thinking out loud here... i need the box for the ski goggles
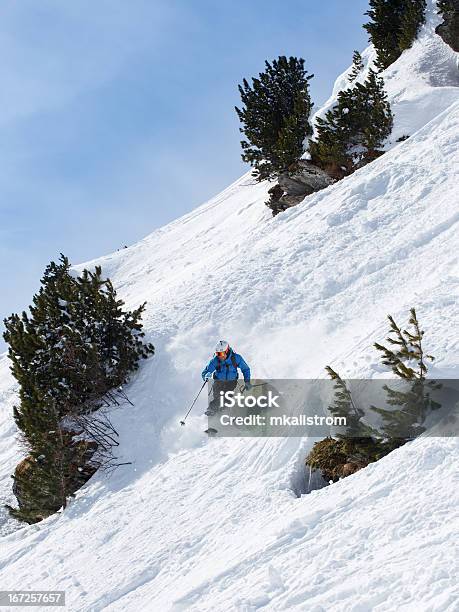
[215,351,227,358]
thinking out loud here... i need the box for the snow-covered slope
[311,0,459,146]
[0,2,458,609]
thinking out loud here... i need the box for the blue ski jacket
[202,349,250,382]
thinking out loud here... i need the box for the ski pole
[180,380,207,426]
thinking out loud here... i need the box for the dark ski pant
[208,379,238,413]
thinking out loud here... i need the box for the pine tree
[3,255,154,523]
[358,69,394,157]
[372,308,442,441]
[325,366,366,436]
[74,267,154,393]
[399,0,427,51]
[373,308,433,379]
[235,56,314,181]
[307,308,442,484]
[364,0,405,69]
[309,70,393,177]
[8,413,98,524]
[348,51,364,82]
[7,404,81,524]
[437,0,456,13]
[325,367,385,463]
[364,0,426,70]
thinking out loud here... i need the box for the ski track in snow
[0,2,458,610]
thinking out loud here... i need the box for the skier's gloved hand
[203,372,213,381]
[243,380,252,392]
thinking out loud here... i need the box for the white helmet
[215,340,229,355]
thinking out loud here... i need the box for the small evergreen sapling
[348,51,364,82]
[306,308,440,485]
[323,367,385,468]
[372,308,441,440]
[325,366,366,436]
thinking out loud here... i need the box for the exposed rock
[265,160,335,215]
[266,184,286,216]
[278,160,335,197]
[436,1,459,52]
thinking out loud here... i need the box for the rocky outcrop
[266,160,335,215]
[436,1,459,52]
[278,160,335,198]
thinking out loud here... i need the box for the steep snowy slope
[0,2,458,609]
[312,0,459,145]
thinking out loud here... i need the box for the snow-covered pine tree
[3,254,154,523]
[3,256,83,437]
[348,51,364,82]
[235,56,314,181]
[358,69,394,158]
[364,0,427,70]
[309,69,393,177]
[74,266,154,393]
[6,401,94,524]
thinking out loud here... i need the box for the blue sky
[0,0,369,348]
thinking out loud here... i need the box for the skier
[202,340,251,415]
